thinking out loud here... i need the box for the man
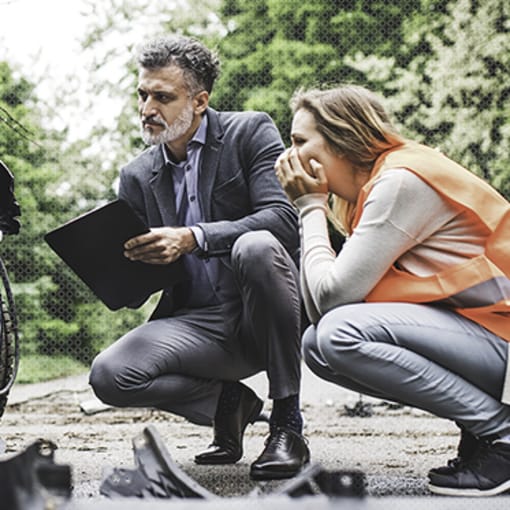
[89,36,309,480]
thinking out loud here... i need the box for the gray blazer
[118,108,299,316]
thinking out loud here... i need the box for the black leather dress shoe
[250,427,310,480]
[194,385,263,465]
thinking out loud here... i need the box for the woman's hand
[275,148,328,201]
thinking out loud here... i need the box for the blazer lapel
[149,148,178,226]
[200,109,224,221]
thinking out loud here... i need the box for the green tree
[213,0,421,142]
[1,60,148,380]
[3,0,227,381]
[0,61,80,374]
[348,0,510,197]
[408,0,510,196]
[0,61,59,284]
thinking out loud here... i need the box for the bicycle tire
[0,255,19,418]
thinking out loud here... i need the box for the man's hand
[124,226,197,265]
[275,148,328,201]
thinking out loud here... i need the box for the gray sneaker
[428,440,510,497]
[428,429,481,477]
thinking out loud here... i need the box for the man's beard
[141,102,194,145]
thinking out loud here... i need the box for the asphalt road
[1,365,509,509]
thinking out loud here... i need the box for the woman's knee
[301,324,319,367]
[314,307,366,368]
[301,323,340,382]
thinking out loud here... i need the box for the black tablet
[45,199,182,310]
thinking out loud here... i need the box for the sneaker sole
[428,478,510,497]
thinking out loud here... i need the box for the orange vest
[352,141,510,342]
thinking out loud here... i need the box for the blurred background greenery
[1,0,509,382]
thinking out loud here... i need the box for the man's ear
[193,91,209,115]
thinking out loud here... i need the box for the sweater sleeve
[295,169,457,321]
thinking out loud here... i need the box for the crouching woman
[275,84,510,497]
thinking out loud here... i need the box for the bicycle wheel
[0,255,19,418]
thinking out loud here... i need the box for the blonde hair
[290,85,404,234]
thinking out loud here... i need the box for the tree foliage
[1,61,147,370]
[213,0,421,142]
[405,0,510,196]
[2,0,510,380]
[347,0,510,197]
[215,0,510,196]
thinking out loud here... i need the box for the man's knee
[231,230,280,268]
[231,231,294,289]
[89,353,128,407]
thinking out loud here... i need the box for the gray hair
[136,36,220,95]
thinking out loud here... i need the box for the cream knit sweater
[295,168,487,324]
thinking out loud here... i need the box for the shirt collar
[161,114,208,166]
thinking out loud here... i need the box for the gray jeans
[89,231,302,426]
[303,302,510,438]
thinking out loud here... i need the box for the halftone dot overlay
[0,0,509,505]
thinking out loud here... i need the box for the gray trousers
[89,231,301,426]
[303,302,510,438]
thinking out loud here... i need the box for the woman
[275,84,510,497]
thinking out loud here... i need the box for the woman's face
[290,108,362,203]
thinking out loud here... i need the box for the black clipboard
[44,199,182,310]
